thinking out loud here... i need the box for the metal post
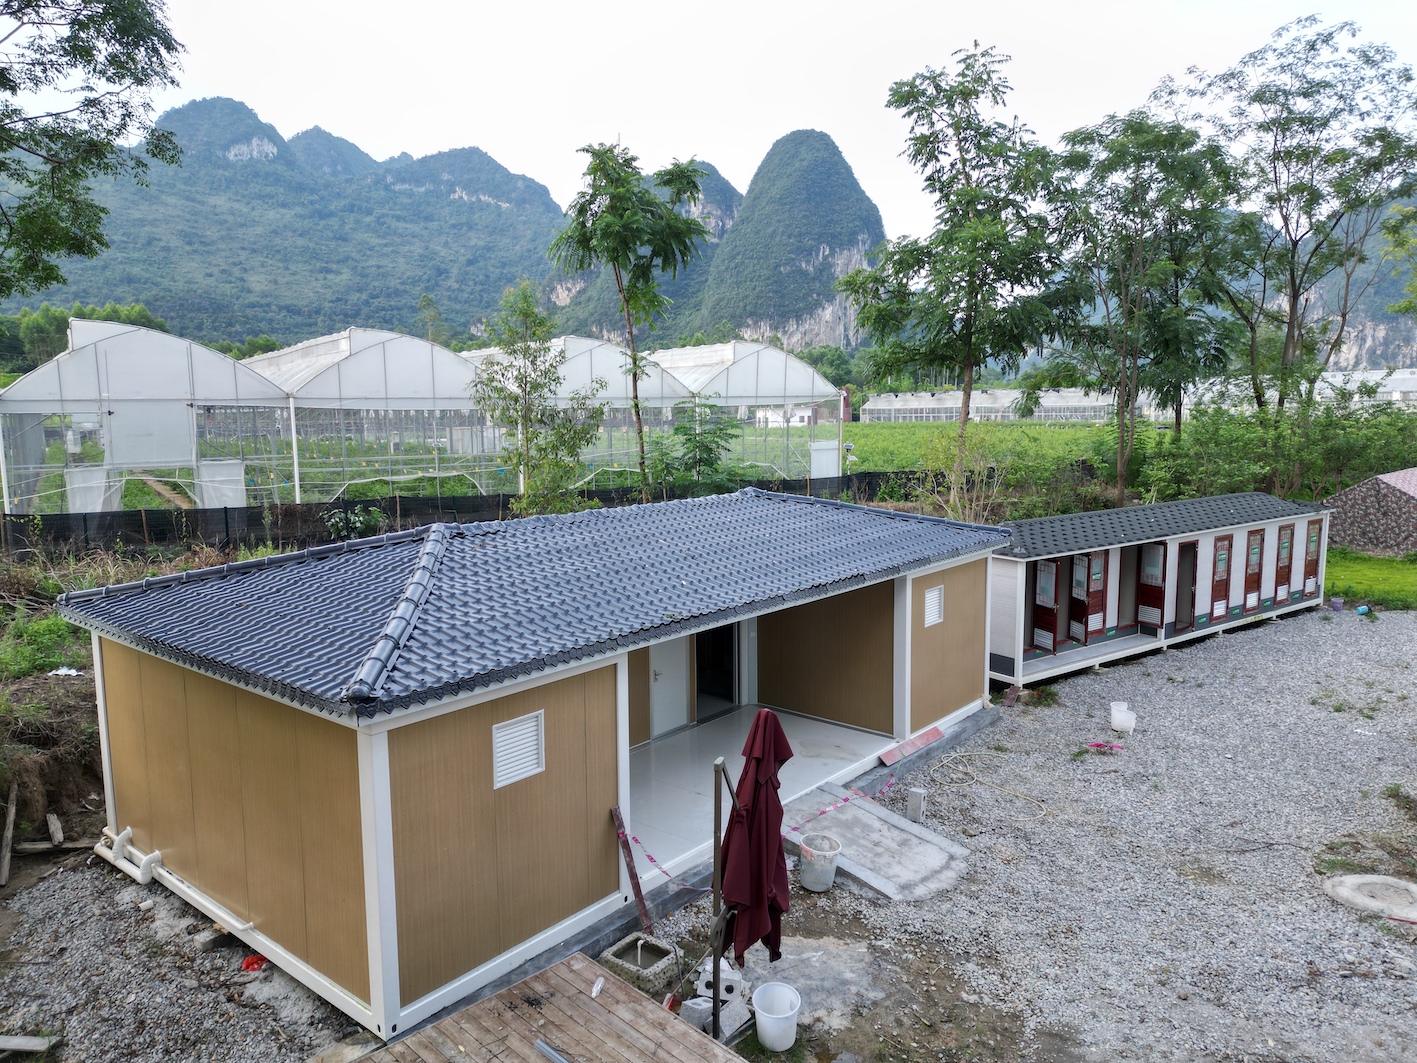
[0,415,10,517]
[288,397,302,504]
[712,756,724,1041]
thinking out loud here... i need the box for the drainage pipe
[94,826,163,885]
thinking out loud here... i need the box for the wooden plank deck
[361,953,743,1063]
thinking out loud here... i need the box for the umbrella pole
[712,756,724,1041]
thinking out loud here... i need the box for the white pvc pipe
[95,826,162,885]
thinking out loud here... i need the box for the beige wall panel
[294,712,369,1004]
[390,666,620,1005]
[757,583,894,734]
[628,648,650,747]
[581,666,620,897]
[182,671,249,921]
[137,654,198,878]
[98,640,153,851]
[390,702,500,1004]
[236,689,307,959]
[911,560,987,732]
[493,681,592,954]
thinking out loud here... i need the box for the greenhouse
[242,328,493,502]
[860,388,1166,424]
[0,325,847,512]
[0,320,289,513]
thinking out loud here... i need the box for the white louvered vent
[923,585,944,627]
[492,710,545,789]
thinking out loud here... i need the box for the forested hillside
[0,98,566,343]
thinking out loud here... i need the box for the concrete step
[781,783,968,901]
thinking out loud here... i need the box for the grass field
[842,421,1105,472]
[1325,547,1417,610]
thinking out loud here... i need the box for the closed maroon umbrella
[720,708,794,965]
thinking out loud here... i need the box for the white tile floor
[626,705,892,880]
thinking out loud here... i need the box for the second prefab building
[988,493,1330,685]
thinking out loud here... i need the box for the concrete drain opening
[1322,875,1417,919]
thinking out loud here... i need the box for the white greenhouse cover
[0,320,289,466]
[649,341,840,406]
[463,336,692,408]
[245,328,481,410]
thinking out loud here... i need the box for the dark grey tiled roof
[997,493,1324,560]
[60,489,1008,717]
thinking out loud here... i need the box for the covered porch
[626,704,893,882]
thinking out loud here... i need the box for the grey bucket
[798,833,842,892]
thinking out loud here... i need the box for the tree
[11,299,169,369]
[0,2,183,298]
[1385,204,1417,317]
[549,144,709,502]
[838,46,1066,512]
[415,292,450,346]
[471,281,606,516]
[1048,112,1233,504]
[647,398,739,498]
[1170,17,1417,410]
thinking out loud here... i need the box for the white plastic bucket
[1110,701,1136,734]
[798,833,841,892]
[752,982,802,1052]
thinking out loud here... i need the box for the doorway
[695,624,737,720]
[1138,543,1166,636]
[1243,529,1265,614]
[1175,541,1197,634]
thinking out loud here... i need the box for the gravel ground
[858,607,1417,1061]
[0,859,349,1061]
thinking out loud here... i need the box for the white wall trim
[614,653,631,902]
[980,558,993,705]
[395,891,625,1031]
[357,729,401,1036]
[892,575,911,739]
[90,632,118,835]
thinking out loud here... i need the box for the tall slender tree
[1169,17,1417,409]
[1049,112,1233,505]
[471,282,606,515]
[549,145,708,502]
[839,45,1066,512]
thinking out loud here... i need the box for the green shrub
[0,612,86,679]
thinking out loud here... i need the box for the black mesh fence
[0,472,914,556]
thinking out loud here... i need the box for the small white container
[1110,701,1136,734]
[751,982,802,1052]
[797,833,841,892]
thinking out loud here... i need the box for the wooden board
[360,954,741,1063]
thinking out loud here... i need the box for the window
[492,710,545,789]
[923,584,944,627]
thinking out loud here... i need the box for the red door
[1138,543,1166,635]
[1302,519,1322,597]
[1211,534,1232,620]
[1243,529,1265,613]
[1275,524,1294,602]
[1069,550,1107,644]
[1033,560,1059,653]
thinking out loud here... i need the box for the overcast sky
[152,1,1416,240]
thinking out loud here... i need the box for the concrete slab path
[781,782,969,901]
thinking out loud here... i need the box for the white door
[649,637,691,737]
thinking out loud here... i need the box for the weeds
[1027,685,1059,707]
[1383,784,1417,824]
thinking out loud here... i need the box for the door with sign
[1275,524,1294,602]
[1243,529,1264,614]
[1302,519,1322,597]
[1033,560,1059,653]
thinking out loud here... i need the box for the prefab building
[987,494,1330,685]
[59,490,1007,1037]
